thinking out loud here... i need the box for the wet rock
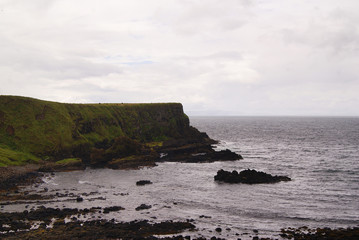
[0,170,42,191]
[103,206,125,213]
[76,196,83,202]
[211,237,226,240]
[280,226,359,240]
[135,204,152,211]
[214,169,291,184]
[136,180,153,186]
[158,142,242,163]
[0,218,196,239]
[215,227,222,232]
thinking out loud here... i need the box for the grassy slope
[0,96,189,166]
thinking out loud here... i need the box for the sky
[0,0,358,116]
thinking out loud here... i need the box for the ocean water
[4,116,359,239]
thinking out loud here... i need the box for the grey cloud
[0,37,121,80]
[280,7,359,56]
[0,0,358,116]
[154,0,252,36]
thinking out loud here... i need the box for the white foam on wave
[78,180,92,185]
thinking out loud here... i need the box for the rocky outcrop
[156,137,242,163]
[0,165,42,190]
[0,206,196,239]
[280,226,359,240]
[135,204,152,211]
[158,146,242,163]
[214,169,291,184]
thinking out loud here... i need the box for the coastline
[1,97,358,239]
[1,167,358,239]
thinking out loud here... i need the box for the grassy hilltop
[0,96,197,167]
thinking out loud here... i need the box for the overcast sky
[1,0,358,116]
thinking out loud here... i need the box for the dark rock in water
[136,180,153,186]
[76,196,83,202]
[135,204,152,211]
[215,227,222,232]
[158,142,243,163]
[211,149,243,161]
[103,206,125,214]
[214,169,291,184]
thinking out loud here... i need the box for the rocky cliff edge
[0,96,240,171]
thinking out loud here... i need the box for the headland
[0,95,240,184]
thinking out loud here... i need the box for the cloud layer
[1,0,358,115]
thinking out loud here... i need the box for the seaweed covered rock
[214,169,291,184]
[280,226,359,240]
[0,206,195,239]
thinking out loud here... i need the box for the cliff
[0,96,211,165]
[0,95,215,168]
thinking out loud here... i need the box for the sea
[3,116,359,239]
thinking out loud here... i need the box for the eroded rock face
[214,169,291,184]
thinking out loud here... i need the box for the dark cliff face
[0,96,209,166]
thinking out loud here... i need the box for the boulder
[135,204,152,211]
[136,180,153,186]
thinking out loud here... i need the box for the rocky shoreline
[0,206,196,240]
[1,204,358,240]
[1,165,358,239]
[0,140,242,189]
[1,144,358,240]
[1,96,357,239]
[0,165,43,190]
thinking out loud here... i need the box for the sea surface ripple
[5,116,359,239]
